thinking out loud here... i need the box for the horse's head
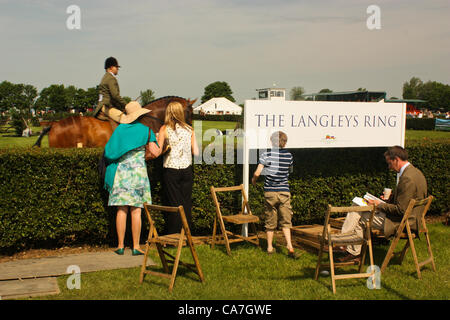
[184,98,197,125]
[140,96,197,132]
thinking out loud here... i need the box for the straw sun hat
[120,101,151,124]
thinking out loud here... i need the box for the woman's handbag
[161,137,171,155]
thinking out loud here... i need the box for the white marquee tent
[193,97,242,115]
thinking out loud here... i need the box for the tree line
[0,81,97,114]
[0,81,158,115]
[290,77,450,112]
[402,77,450,111]
[1,77,448,117]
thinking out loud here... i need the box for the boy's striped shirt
[259,148,293,192]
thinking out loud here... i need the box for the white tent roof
[193,97,242,114]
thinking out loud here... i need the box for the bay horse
[33,96,196,148]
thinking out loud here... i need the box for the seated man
[339,146,428,262]
[93,57,127,123]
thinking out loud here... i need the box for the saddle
[97,111,119,131]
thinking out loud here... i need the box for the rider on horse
[93,57,127,124]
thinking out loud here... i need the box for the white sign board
[244,100,406,149]
[240,100,405,236]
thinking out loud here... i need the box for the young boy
[251,131,298,258]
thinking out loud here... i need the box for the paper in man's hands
[352,192,385,206]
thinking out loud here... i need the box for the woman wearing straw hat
[104,101,160,255]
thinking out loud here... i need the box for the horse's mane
[147,96,188,104]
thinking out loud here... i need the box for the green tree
[35,87,50,112]
[289,86,305,101]
[84,86,99,112]
[43,84,67,112]
[139,89,155,106]
[65,85,78,110]
[403,77,423,99]
[123,96,132,104]
[402,77,450,111]
[0,81,16,112]
[319,88,333,93]
[0,81,37,113]
[201,81,235,104]
[417,81,450,112]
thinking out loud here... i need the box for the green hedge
[0,142,448,252]
[406,118,435,130]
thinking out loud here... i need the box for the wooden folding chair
[380,196,436,279]
[314,204,377,294]
[210,184,260,256]
[139,203,205,292]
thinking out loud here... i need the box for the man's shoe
[333,246,347,253]
[337,253,361,263]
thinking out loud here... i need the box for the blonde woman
[157,101,199,234]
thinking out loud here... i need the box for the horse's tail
[32,125,52,148]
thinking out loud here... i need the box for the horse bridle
[146,114,164,125]
[143,102,193,125]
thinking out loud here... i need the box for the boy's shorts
[264,191,293,231]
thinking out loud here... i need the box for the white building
[256,88,286,101]
[193,97,242,115]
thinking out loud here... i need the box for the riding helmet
[104,57,120,70]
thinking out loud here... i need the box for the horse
[33,96,196,148]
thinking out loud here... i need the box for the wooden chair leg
[186,236,205,282]
[424,232,437,272]
[406,225,421,279]
[328,242,336,294]
[250,223,259,246]
[381,232,402,273]
[157,243,170,274]
[368,240,375,269]
[168,235,185,292]
[367,240,376,289]
[359,242,367,273]
[399,240,410,265]
[139,242,151,283]
[211,217,217,249]
[314,242,324,280]
[218,215,232,256]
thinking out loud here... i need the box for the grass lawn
[405,129,450,142]
[32,222,449,300]
[0,126,48,148]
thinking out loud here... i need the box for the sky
[1,0,450,106]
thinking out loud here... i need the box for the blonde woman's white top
[163,123,192,169]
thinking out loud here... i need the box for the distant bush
[406,118,435,130]
[10,112,26,136]
[192,114,242,122]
